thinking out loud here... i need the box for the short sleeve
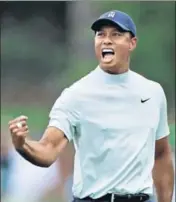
[155,85,170,140]
[48,88,79,142]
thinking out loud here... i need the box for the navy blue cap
[91,10,136,37]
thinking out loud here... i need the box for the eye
[96,31,104,37]
[112,32,123,37]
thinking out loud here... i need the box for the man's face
[94,25,137,73]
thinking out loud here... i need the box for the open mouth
[101,48,115,63]
[102,48,115,58]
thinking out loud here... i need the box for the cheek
[94,42,101,58]
[115,41,130,55]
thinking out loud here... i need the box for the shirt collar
[93,66,131,84]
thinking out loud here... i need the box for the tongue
[103,54,114,63]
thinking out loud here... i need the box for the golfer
[9,10,174,202]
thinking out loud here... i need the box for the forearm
[153,150,174,202]
[16,139,58,167]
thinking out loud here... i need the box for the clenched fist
[8,115,29,149]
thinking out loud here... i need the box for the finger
[10,116,28,125]
[8,116,28,125]
[9,121,27,130]
[11,128,19,134]
[16,121,27,128]
[16,130,29,136]
[8,118,25,126]
[9,124,18,131]
[11,126,29,134]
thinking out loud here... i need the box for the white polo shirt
[48,66,169,199]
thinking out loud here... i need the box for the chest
[79,86,160,130]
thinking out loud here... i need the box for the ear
[129,37,137,51]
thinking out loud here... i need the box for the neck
[94,65,131,85]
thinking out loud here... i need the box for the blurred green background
[1,1,175,202]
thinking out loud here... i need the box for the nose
[103,36,112,45]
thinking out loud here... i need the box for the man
[8,10,174,202]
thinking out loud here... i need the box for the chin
[100,63,117,73]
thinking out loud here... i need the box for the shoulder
[131,70,164,92]
[130,71,165,103]
[54,70,94,107]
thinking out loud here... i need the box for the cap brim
[91,18,130,33]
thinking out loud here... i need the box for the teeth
[102,48,114,53]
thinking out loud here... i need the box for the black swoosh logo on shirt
[141,98,151,103]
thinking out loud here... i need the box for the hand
[8,115,29,149]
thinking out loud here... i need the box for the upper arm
[155,84,170,140]
[48,88,80,142]
[40,126,69,153]
[155,136,171,159]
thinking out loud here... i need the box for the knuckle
[12,128,16,133]
[9,124,15,129]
